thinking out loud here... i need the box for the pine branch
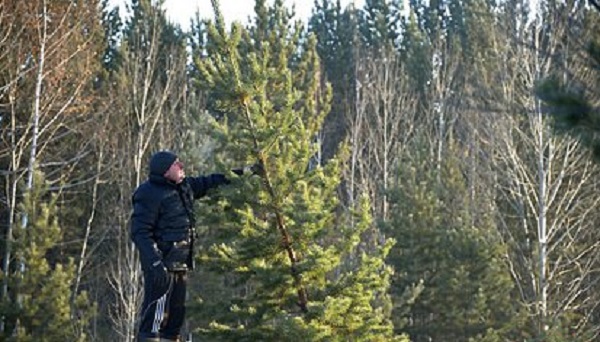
[240,97,309,313]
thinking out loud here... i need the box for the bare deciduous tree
[0,0,102,333]
[490,5,600,337]
[105,3,188,339]
[348,48,417,220]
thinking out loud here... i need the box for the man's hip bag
[163,240,191,272]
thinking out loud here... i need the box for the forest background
[1,0,599,341]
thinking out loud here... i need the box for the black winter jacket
[130,173,229,271]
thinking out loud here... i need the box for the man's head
[149,150,185,184]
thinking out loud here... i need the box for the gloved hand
[150,260,170,291]
[245,162,264,177]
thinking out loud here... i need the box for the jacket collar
[149,174,178,188]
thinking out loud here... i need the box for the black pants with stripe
[138,271,187,340]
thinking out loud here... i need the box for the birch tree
[352,50,417,220]
[104,0,188,339]
[491,2,600,338]
[493,111,600,340]
[0,0,102,334]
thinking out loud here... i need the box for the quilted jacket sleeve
[130,184,163,270]
[186,173,230,199]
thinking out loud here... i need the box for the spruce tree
[0,171,95,341]
[188,1,406,341]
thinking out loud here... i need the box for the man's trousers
[138,271,187,341]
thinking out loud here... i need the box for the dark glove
[150,260,170,291]
[245,162,264,176]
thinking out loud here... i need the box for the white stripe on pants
[151,293,168,333]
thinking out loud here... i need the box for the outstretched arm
[186,164,262,199]
[186,173,229,199]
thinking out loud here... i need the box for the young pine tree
[188,1,406,341]
[0,171,95,341]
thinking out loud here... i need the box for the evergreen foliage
[2,0,600,339]
[100,0,124,72]
[309,0,359,160]
[0,172,95,341]
[536,5,600,159]
[359,0,402,50]
[188,1,405,340]
[398,10,431,99]
[384,142,517,342]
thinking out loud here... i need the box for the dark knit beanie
[149,150,177,176]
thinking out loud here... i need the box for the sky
[109,0,366,30]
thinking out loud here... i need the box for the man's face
[164,159,185,184]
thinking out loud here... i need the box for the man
[131,150,258,342]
